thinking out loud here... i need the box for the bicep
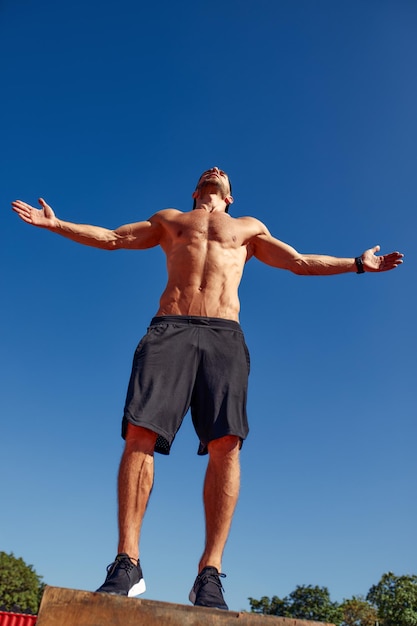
[252,232,301,270]
[113,216,163,250]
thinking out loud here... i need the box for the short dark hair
[192,176,233,213]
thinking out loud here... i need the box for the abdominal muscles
[156,240,246,321]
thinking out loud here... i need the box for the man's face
[195,167,232,199]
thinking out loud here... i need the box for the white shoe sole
[128,578,146,597]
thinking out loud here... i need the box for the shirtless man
[12,167,403,610]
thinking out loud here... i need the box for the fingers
[11,200,34,222]
[384,251,404,262]
[379,251,404,271]
[12,200,33,211]
[382,252,404,267]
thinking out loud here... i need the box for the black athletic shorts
[122,316,250,455]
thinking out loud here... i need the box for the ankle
[199,560,221,574]
[117,552,139,565]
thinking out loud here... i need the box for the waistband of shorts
[150,315,242,332]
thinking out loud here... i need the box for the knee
[124,423,158,454]
[207,435,241,459]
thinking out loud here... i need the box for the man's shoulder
[148,208,184,224]
[233,214,268,234]
[151,208,183,218]
[234,214,263,225]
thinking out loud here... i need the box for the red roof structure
[0,611,37,625]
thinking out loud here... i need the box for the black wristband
[355,256,365,274]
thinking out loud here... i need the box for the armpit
[245,242,255,262]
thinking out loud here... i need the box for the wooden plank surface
[36,586,335,626]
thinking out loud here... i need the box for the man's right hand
[11,198,58,229]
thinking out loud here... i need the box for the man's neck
[194,193,228,213]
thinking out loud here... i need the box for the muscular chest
[172,212,240,247]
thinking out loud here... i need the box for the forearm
[291,254,357,276]
[48,219,120,250]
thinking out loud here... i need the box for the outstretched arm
[11,198,162,250]
[250,228,403,275]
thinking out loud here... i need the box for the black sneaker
[96,553,146,597]
[189,566,228,610]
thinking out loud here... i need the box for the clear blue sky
[1,0,415,613]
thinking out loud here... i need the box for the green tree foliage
[249,573,417,625]
[367,571,417,626]
[288,585,344,623]
[249,584,343,624]
[340,595,379,626]
[248,595,288,615]
[0,552,45,614]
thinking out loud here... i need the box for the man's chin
[198,179,223,193]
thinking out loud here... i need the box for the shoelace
[106,556,135,575]
[198,570,226,591]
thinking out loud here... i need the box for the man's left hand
[362,245,404,272]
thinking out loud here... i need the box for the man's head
[192,167,233,212]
